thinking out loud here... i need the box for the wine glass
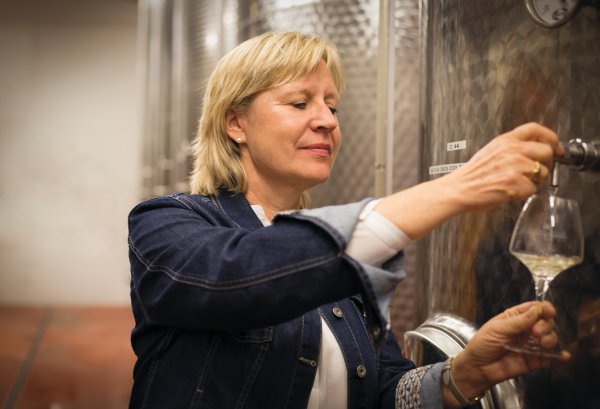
[505,191,584,357]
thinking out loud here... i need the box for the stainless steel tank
[407,1,600,408]
[138,0,422,337]
[138,1,599,406]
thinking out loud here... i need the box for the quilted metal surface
[418,1,600,407]
[139,7,600,403]
[235,0,381,207]
[389,0,421,346]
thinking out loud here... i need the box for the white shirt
[251,200,412,409]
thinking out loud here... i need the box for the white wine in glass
[505,192,584,357]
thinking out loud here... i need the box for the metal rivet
[356,364,367,378]
[332,306,343,318]
[372,327,381,340]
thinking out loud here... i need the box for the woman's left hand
[445,301,570,406]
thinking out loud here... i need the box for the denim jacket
[127,190,420,409]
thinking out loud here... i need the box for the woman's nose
[311,103,338,132]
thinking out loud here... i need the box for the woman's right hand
[443,122,563,212]
[374,122,563,240]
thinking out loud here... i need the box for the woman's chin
[301,171,331,188]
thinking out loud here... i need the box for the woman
[128,32,566,409]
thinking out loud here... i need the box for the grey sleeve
[295,199,406,314]
[395,362,444,409]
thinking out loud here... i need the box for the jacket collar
[213,188,265,230]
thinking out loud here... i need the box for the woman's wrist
[447,352,491,405]
[375,178,466,240]
[441,354,487,408]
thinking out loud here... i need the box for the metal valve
[551,139,600,188]
[557,138,600,171]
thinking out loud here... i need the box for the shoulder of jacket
[129,192,216,215]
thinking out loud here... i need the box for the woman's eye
[329,107,338,115]
[292,102,306,110]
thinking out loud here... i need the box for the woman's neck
[245,187,302,221]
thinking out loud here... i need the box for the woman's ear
[225,109,245,144]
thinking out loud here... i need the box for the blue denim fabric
[420,362,444,408]
[127,190,416,408]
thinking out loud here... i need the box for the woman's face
[229,61,341,195]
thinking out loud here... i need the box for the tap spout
[557,139,600,171]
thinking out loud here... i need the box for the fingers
[458,301,569,387]
[518,140,554,168]
[505,305,542,335]
[498,302,569,362]
[510,122,564,157]
[505,123,562,188]
[495,301,557,338]
[505,125,557,187]
[526,160,545,186]
[498,300,555,320]
[441,122,559,212]
[515,158,548,195]
[464,301,570,387]
[537,328,558,349]
[540,300,557,318]
[531,316,554,337]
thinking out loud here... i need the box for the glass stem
[534,276,550,303]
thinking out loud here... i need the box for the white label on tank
[429,162,466,175]
[447,140,466,151]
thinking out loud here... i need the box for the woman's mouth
[303,144,331,156]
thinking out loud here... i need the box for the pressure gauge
[524,0,582,28]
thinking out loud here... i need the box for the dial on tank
[524,0,582,27]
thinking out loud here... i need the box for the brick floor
[0,306,135,409]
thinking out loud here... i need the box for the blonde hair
[189,31,345,207]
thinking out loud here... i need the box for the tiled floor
[0,306,136,409]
